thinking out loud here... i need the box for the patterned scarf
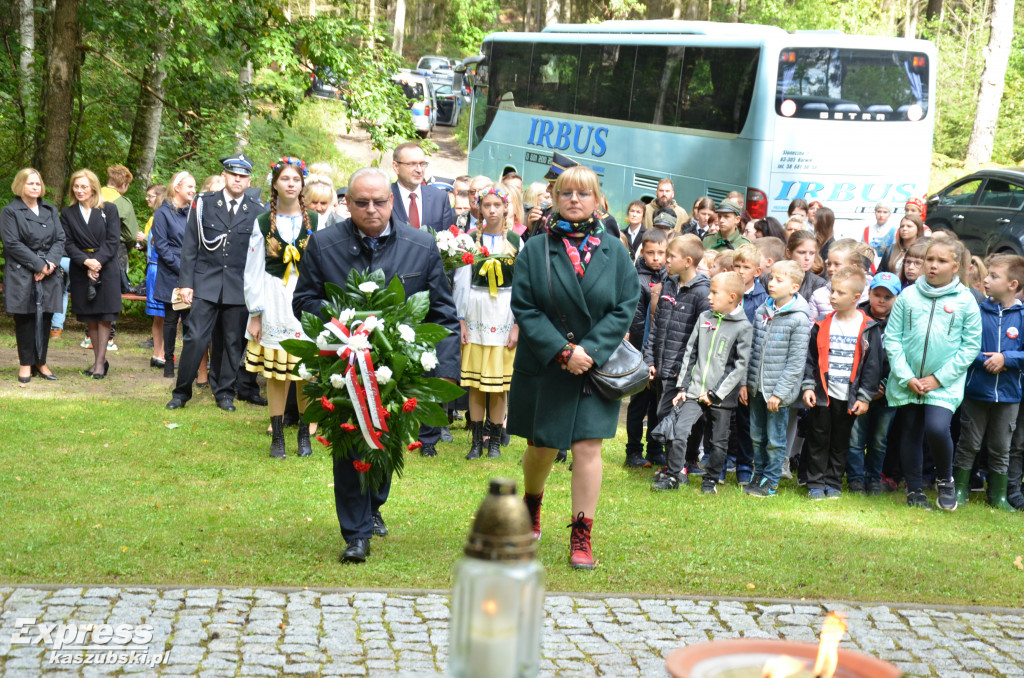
[545,213,604,280]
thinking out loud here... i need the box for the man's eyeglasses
[350,199,390,209]
[396,161,430,169]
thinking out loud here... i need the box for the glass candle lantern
[449,478,545,678]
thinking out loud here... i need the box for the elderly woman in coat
[60,168,122,379]
[509,165,640,570]
[1,168,65,382]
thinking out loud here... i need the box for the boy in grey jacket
[652,272,753,492]
[741,261,811,496]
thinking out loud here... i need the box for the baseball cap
[871,271,902,295]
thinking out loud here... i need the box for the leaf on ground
[746,583,756,589]
[1014,556,1023,571]
[164,423,179,429]
[120,546,128,552]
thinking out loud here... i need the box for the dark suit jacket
[60,203,122,315]
[0,197,65,314]
[177,190,265,306]
[390,183,455,233]
[292,216,460,381]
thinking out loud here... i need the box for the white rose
[358,281,379,294]
[420,351,438,371]
[376,366,393,384]
[346,334,371,352]
[298,364,314,381]
[329,373,345,388]
[316,330,332,349]
[338,308,356,324]
[397,324,416,344]
[436,231,453,244]
[360,316,382,334]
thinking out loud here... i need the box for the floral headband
[476,186,509,205]
[271,156,308,177]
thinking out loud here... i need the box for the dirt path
[334,123,468,181]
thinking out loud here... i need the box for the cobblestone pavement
[1,586,1023,677]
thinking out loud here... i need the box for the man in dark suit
[166,154,264,411]
[389,142,455,233]
[293,166,459,563]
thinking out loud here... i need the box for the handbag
[170,287,191,311]
[544,234,649,401]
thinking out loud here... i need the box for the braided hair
[267,158,312,258]
[474,185,516,256]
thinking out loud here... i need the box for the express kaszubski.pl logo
[11,618,170,666]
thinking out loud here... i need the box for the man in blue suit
[390,142,455,233]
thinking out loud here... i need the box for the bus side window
[578,44,635,122]
[527,43,580,114]
[631,46,684,126]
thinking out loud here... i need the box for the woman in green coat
[509,166,640,570]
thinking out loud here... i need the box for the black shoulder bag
[544,234,649,401]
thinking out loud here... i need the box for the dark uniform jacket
[507,229,640,449]
[628,257,667,351]
[177,190,263,306]
[60,202,122,316]
[1,197,65,314]
[292,215,460,380]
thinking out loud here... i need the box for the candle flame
[762,655,807,678]
[812,612,847,678]
[481,599,498,616]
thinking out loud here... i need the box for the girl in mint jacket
[884,238,982,510]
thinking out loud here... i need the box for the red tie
[408,192,420,229]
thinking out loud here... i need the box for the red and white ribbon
[320,315,387,449]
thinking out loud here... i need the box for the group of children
[626,202,1024,512]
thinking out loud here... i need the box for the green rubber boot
[952,467,972,506]
[987,472,1014,512]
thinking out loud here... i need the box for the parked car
[435,84,462,127]
[416,55,455,72]
[392,71,437,138]
[926,168,1024,256]
[306,66,347,100]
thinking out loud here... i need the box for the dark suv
[927,169,1024,255]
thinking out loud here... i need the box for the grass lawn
[1,321,1022,608]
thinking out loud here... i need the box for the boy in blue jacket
[952,254,1024,510]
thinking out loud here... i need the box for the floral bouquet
[435,225,480,272]
[280,269,464,493]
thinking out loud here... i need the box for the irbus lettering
[526,118,608,157]
[773,181,917,204]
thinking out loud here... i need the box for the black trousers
[626,385,663,457]
[333,452,391,541]
[13,312,53,366]
[162,303,189,364]
[806,399,856,491]
[210,306,261,400]
[900,404,954,492]
[728,402,754,472]
[172,299,247,403]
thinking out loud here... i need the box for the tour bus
[466,21,936,236]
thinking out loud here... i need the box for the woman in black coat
[151,171,196,377]
[1,168,65,382]
[60,169,122,378]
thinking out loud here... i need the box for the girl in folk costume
[243,157,318,459]
[454,186,521,459]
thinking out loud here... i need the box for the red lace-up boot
[567,511,594,570]
[523,492,543,540]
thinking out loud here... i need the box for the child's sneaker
[880,473,900,492]
[624,454,651,468]
[936,479,958,511]
[651,474,680,491]
[847,479,865,494]
[106,340,118,351]
[646,451,666,466]
[80,336,92,349]
[865,479,883,496]
[736,469,752,486]
[807,488,826,500]
[743,480,777,497]
[701,478,718,495]
[684,462,704,476]
[906,489,932,510]
[824,486,842,499]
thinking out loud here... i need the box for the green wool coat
[507,230,640,449]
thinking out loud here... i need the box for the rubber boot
[485,421,502,458]
[466,421,484,460]
[952,466,971,506]
[297,423,312,458]
[567,511,594,570]
[269,416,286,459]
[987,472,1014,511]
[523,492,543,540]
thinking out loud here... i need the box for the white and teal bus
[467,21,936,237]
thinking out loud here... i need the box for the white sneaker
[80,337,92,349]
[106,340,118,351]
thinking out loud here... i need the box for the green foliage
[445,0,502,56]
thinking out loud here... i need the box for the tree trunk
[368,0,376,49]
[236,60,253,151]
[545,0,560,26]
[18,0,35,129]
[38,0,79,204]
[965,0,1015,165]
[126,35,168,189]
[925,0,943,22]
[392,0,405,57]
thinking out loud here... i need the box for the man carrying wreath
[293,167,460,563]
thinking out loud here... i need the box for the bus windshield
[776,48,929,121]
